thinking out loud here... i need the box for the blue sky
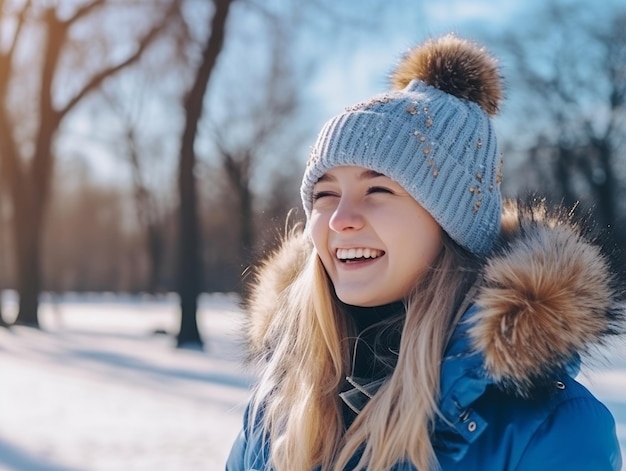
[307,0,526,119]
[304,0,621,118]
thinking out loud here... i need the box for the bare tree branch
[63,0,105,26]
[0,0,32,96]
[57,0,180,120]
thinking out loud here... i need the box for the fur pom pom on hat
[301,34,505,255]
[390,34,502,116]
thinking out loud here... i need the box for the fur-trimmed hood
[244,198,625,395]
[470,199,625,393]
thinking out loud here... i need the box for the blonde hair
[249,233,478,471]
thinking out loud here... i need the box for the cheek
[309,212,329,258]
[400,214,443,266]
[419,222,443,257]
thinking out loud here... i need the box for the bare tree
[176,0,236,348]
[0,0,182,326]
[100,83,172,294]
[499,3,626,234]
[209,13,301,272]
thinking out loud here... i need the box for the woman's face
[310,166,443,307]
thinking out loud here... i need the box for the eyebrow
[316,169,385,183]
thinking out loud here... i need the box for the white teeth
[336,248,382,260]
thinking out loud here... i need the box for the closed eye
[367,186,394,195]
[312,190,339,201]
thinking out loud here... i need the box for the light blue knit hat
[301,34,504,255]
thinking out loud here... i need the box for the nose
[329,196,365,232]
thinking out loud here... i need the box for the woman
[226,34,624,470]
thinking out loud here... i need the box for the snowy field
[0,292,624,471]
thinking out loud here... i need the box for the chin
[336,291,384,307]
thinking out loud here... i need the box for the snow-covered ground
[0,292,624,471]
[0,293,253,471]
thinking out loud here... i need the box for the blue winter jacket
[226,201,624,470]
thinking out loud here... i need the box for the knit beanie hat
[300,34,504,255]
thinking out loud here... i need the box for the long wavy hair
[248,231,479,471]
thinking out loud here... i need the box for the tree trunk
[554,146,577,206]
[12,119,54,327]
[240,181,254,268]
[146,223,164,293]
[176,171,201,347]
[13,202,44,327]
[592,142,618,231]
[127,131,165,294]
[223,153,254,275]
[0,302,5,327]
[0,287,6,327]
[0,189,6,327]
[176,0,235,349]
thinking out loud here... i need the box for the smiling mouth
[336,248,384,262]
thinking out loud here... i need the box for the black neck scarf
[339,300,405,427]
